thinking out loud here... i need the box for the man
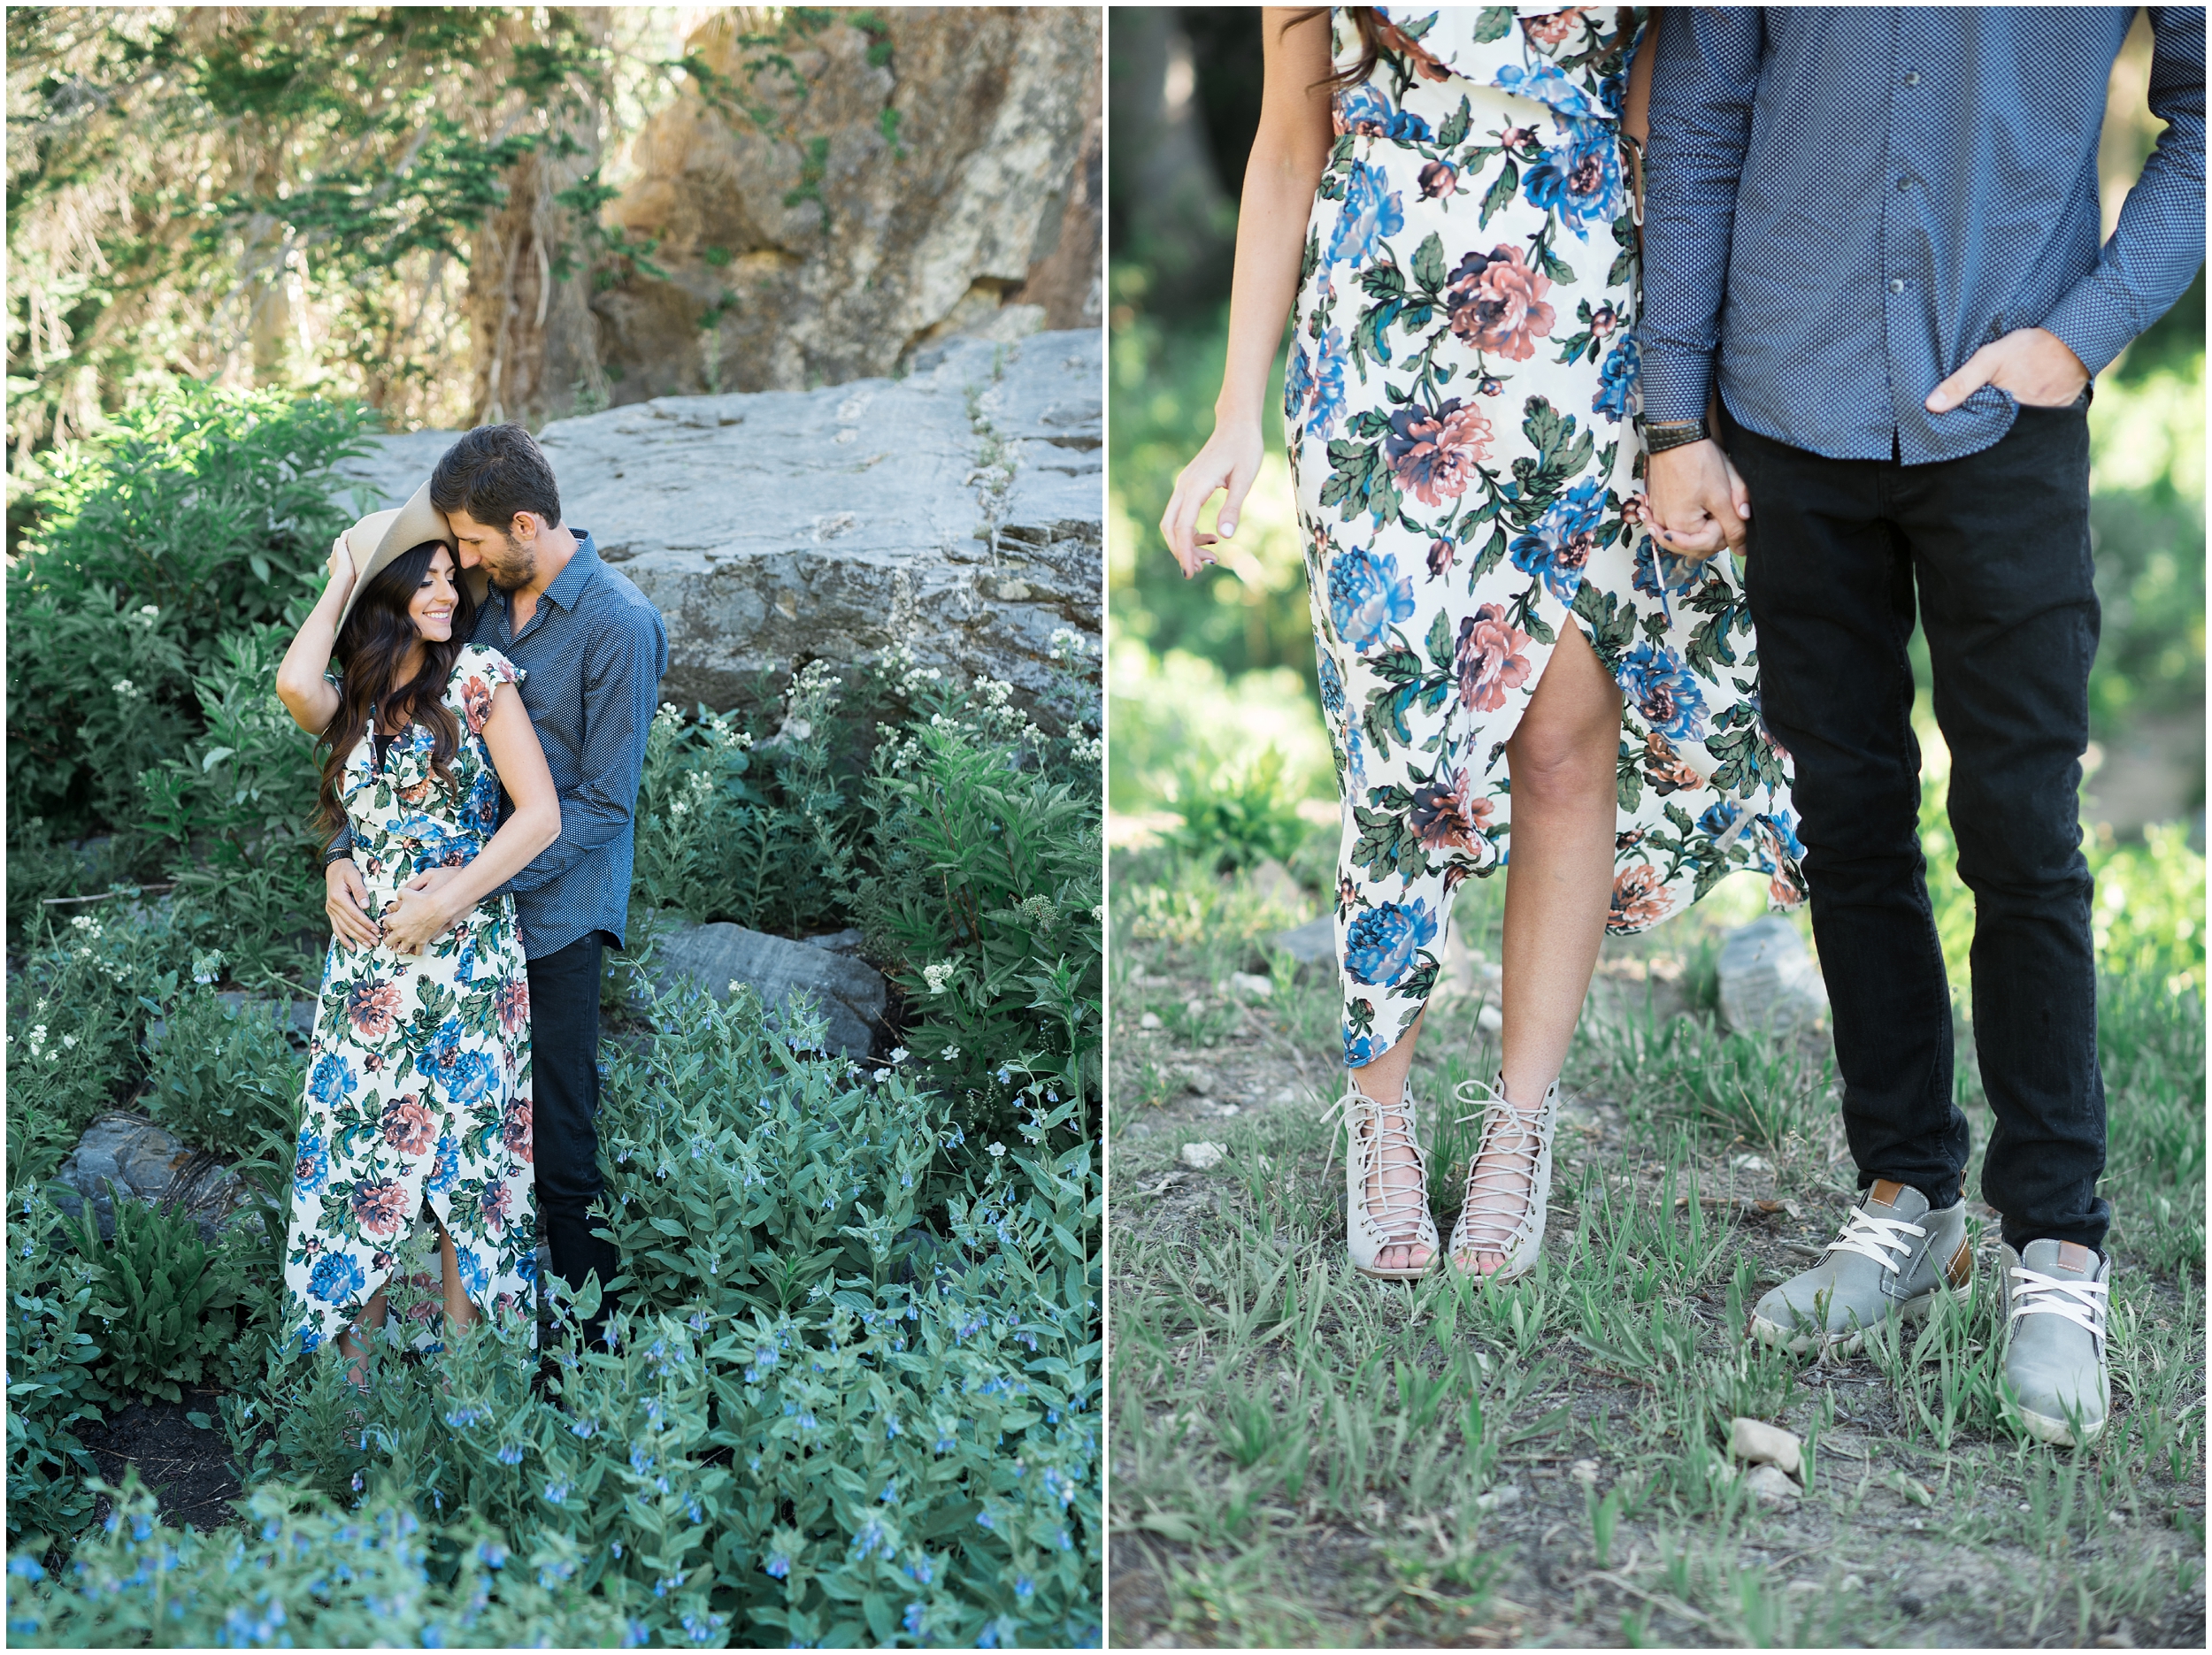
[327,424,668,1352]
[1638,8,2204,1447]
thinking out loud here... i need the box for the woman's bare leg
[1346,1006,1432,1273]
[439,1222,480,1340]
[335,1287,390,1392]
[1459,619,1622,1271]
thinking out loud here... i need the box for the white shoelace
[1824,1205,1927,1273]
[1323,1088,1431,1237]
[2008,1267,2109,1342]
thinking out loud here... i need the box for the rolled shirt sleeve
[1637,5,1765,425]
[2041,6,2208,376]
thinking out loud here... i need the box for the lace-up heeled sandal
[1448,1073,1559,1282]
[1331,1084,1440,1282]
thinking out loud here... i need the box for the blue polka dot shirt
[1639,6,2206,464]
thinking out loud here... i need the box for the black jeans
[529,932,621,1340]
[1726,400,2108,1251]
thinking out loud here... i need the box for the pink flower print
[1455,605,1534,713]
[380,1094,435,1156]
[351,1179,410,1238]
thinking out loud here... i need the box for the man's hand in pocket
[1926,327,2089,413]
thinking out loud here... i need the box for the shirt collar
[488,530,599,624]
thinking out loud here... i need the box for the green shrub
[213,983,1101,1647]
[9,384,374,842]
[139,624,326,990]
[4,1186,111,1546]
[4,901,199,1187]
[142,991,303,1166]
[854,713,1102,1134]
[5,1475,636,1647]
[65,1196,242,1406]
[1160,743,1305,874]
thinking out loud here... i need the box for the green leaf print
[1425,608,1455,673]
[1538,242,1578,286]
[1616,737,1645,813]
[1571,583,1638,658]
[1469,524,1509,584]
[1350,801,1430,884]
[1411,231,1448,295]
[1523,397,1574,469]
[1436,96,1472,148]
[1479,157,1518,230]
[1471,6,1516,42]
[1301,226,1323,287]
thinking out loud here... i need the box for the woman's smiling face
[410,546,461,642]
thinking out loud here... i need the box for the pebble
[1472,1483,1521,1513]
[1179,1142,1227,1171]
[1476,1004,1503,1035]
[1139,1013,1162,1031]
[1225,971,1273,1000]
[1731,1153,1773,1173]
[1728,1416,1804,1478]
[1570,1459,1600,1488]
[1745,1464,1801,1506]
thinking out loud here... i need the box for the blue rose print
[309,1251,366,1306]
[310,1052,355,1107]
[447,1047,499,1108]
[426,1131,460,1199]
[456,1246,491,1298]
[1494,61,1603,120]
[1525,119,1620,238]
[1343,900,1440,988]
[1309,328,1350,439]
[1327,162,1406,274]
[1697,801,1743,840]
[1620,640,1709,743]
[294,1127,330,1200]
[1317,647,1348,723]
[1344,1029,1393,1067]
[1594,334,1640,423]
[1770,809,1807,862]
[1285,341,1314,424]
[1510,475,1607,603]
[1329,548,1417,651]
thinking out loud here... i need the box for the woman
[1161,8,1805,1283]
[273,482,561,1384]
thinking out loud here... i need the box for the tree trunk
[466,9,613,429]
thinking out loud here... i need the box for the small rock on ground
[1744,1463,1802,1506]
[1729,1415,1805,1477]
[1179,1142,1227,1171]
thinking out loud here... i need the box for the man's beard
[484,536,537,592]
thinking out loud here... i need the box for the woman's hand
[1160,418,1266,578]
[380,866,464,954]
[327,533,357,595]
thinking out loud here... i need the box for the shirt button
[1888,278,1907,294]
[1902,70,1922,86]
[1897,176,1913,190]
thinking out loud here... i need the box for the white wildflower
[987,1143,1006,1159]
[940,1045,960,1061]
[922,962,954,995]
[887,1047,910,1064]
[111,678,139,699]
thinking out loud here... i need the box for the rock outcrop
[333,329,1101,711]
[595,6,1101,402]
[644,919,889,1058]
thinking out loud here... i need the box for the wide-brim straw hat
[332,479,457,641]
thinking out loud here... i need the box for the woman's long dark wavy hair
[313,539,477,838]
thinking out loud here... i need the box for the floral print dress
[283,645,538,1355]
[1286,6,1808,1067]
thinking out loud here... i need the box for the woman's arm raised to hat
[276,535,357,735]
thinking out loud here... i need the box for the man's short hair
[430,424,562,533]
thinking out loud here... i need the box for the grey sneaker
[2000,1239,2111,1447]
[1749,1180,1971,1354]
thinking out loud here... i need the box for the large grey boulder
[50,1113,242,1245]
[332,331,1100,713]
[645,920,888,1058]
[1717,916,1831,1036]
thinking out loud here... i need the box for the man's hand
[326,858,380,952]
[1645,440,1752,561]
[381,865,465,955]
[1926,327,2090,413]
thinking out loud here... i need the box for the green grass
[1107,812,2206,1646]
